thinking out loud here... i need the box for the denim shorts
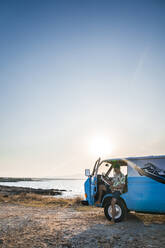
[112,191,121,199]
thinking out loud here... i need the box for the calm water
[0,179,85,198]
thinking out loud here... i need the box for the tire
[104,199,126,222]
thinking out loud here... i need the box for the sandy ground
[0,203,165,248]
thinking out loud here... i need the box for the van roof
[126,155,165,160]
[104,155,165,163]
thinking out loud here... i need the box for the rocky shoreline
[0,185,66,196]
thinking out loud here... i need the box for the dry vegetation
[0,193,83,208]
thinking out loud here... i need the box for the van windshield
[97,162,111,175]
[98,162,127,177]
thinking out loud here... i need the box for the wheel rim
[108,204,122,219]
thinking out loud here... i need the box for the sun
[89,136,113,158]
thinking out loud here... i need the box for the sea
[0,179,85,198]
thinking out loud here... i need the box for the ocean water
[0,179,85,198]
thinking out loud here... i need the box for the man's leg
[95,184,106,204]
[111,197,117,222]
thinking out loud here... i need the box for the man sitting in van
[95,162,125,223]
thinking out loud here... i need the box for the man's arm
[103,178,113,185]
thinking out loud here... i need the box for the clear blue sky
[0,0,165,177]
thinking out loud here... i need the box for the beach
[0,194,165,248]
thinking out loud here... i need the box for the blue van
[84,155,165,222]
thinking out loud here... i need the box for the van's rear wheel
[104,199,126,222]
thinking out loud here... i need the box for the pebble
[128,237,134,242]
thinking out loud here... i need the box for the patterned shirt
[112,172,125,193]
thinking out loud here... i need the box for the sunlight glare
[89,136,113,158]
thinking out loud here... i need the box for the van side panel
[122,177,165,213]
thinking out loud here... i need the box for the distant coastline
[0,177,36,182]
[0,177,84,182]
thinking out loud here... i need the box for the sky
[0,0,165,177]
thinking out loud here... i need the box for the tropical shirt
[112,172,125,193]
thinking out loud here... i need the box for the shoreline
[0,185,66,196]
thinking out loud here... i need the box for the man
[95,162,125,223]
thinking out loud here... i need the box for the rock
[112,234,121,240]
[0,185,66,196]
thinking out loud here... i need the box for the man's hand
[113,184,125,191]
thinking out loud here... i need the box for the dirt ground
[0,202,165,248]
